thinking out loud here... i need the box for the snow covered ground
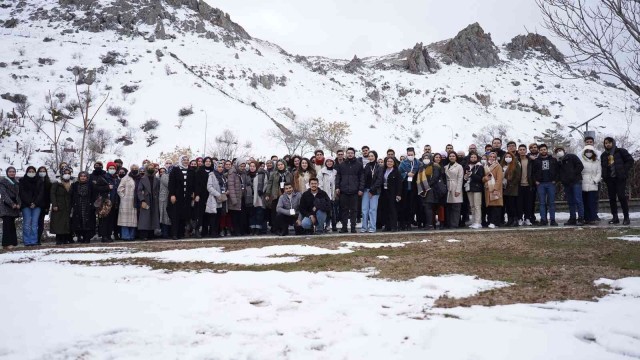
[0,245,639,359]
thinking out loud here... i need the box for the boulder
[442,23,500,68]
[0,93,27,104]
[344,55,364,74]
[407,42,439,74]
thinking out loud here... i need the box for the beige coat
[483,163,504,207]
[445,162,464,204]
[117,175,138,227]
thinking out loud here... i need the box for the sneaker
[524,219,532,226]
[368,229,376,233]
[471,223,482,229]
[518,220,524,226]
[488,223,496,229]
[360,228,367,233]
[550,221,559,226]
[609,219,620,225]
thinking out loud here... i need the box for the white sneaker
[470,223,482,229]
[518,220,524,226]
[488,223,496,229]
[524,219,532,226]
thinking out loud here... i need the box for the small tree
[472,124,511,147]
[268,118,318,156]
[314,118,352,155]
[74,70,109,171]
[158,145,195,164]
[210,129,240,160]
[535,122,572,151]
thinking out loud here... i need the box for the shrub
[117,118,128,127]
[178,105,193,117]
[140,119,159,132]
[121,85,139,94]
[106,105,127,117]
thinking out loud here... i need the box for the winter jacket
[465,163,485,193]
[18,176,43,209]
[601,140,635,180]
[445,162,464,203]
[137,175,160,231]
[49,180,72,235]
[205,172,222,214]
[557,153,584,185]
[416,163,443,204]
[299,189,331,218]
[483,163,504,207]
[244,170,268,208]
[580,146,602,192]
[319,167,337,200]
[503,162,522,197]
[70,181,96,231]
[362,162,384,195]
[159,173,171,225]
[117,175,138,227]
[266,170,293,200]
[336,157,364,195]
[104,174,120,208]
[399,158,421,191]
[276,192,302,216]
[0,177,20,217]
[381,167,402,198]
[40,176,52,213]
[226,166,244,212]
[90,170,111,202]
[517,156,535,187]
[532,155,559,183]
[168,166,195,215]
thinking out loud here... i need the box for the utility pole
[201,110,208,157]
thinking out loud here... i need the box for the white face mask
[585,151,593,157]
[557,151,565,158]
[423,159,430,165]
[505,158,513,164]
[26,172,36,178]
[62,174,71,181]
[407,156,415,162]
[481,160,487,165]
[38,172,47,178]
[108,169,116,175]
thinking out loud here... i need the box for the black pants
[275,214,302,235]
[38,210,46,244]
[2,216,18,247]
[169,199,190,238]
[98,211,115,239]
[399,188,416,227]
[230,209,246,236]
[76,230,94,243]
[461,190,470,223]
[340,193,358,230]
[447,203,462,228]
[606,177,629,219]
[517,186,535,222]
[55,234,72,245]
[205,212,219,237]
[488,206,502,226]
[195,196,209,235]
[422,199,434,228]
[380,189,398,231]
[505,195,518,223]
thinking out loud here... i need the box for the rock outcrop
[407,42,439,74]
[441,23,500,68]
[506,33,565,63]
[344,55,364,73]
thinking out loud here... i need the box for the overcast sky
[211,0,556,59]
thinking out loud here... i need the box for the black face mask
[129,170,139,176]
[118,173,126,178]
[146,169,155,176]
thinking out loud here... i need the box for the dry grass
[19,227,640,308]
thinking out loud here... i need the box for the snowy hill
[0,0,637,172]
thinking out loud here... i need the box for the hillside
[0,0,637,172]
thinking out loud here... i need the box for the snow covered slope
[0,0,637,172]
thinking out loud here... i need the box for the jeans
[121,226,136,240]
[564,182,584,220]
[301,210,328,231]
[249,206,266,231]
[467,192,482,225]
[583,191,599,222]
[21,207,41,246]
[361,190,380,232]
[537,182,556,222]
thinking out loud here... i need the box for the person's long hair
[504,151,518,175]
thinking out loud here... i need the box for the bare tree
[209,129,239,160]
[158,145,195,164]
[314,118,352,155]
[268,118,319,156]
[74,72,109,171]
[537,0,640,97]
[472,124,511,147]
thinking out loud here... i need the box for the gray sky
[210,0,555,59]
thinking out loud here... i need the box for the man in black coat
[299,178,331,234]
[168,155,195,239]
[601,137,635,225]
[555,147,585,226]
[532,144,559,226]
[336,147,364,233]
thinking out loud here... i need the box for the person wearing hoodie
[601,137,635,225]
[532,144,559,226]
[137,164,160,240]
[555,147,585,226]
[50,167,74,245]
[168,155,195,239]
[36,166,51,244]
[1,167,21,249]
[266,160,293,233]
[71,171,96,243]
[117,164,139,241]
[193,157,214,237]
[19,166,44,246]
[580,145,602,225]
[360,151,383,233]
[244,161,269,235]
[319,157,339,232]
[336,147,364,233]
[398,147,420,231]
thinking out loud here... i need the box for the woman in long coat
[36,166,52,244]
[503,152,522,227]
[380,157,402,232]
[117,165,139,240]
[445,152,464,229]
[159,167,172,238]
[0,167,21,249]
[226,161,246,236]
[416,154,443,229]
[137,164,160,240]
[483,152,504,228]
[70,171,96,243]
[205,169,222,237]
[50,167,73,244]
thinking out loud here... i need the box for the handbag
[216,193,228,202]
[93,196,103,209]
[97,198,112,218]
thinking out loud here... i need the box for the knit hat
[106,161,117,170]
[554,147,565,153]
[94,161,103,167]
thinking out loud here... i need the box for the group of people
[0,135,635,248]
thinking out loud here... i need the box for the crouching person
[299,178,331,235]
[275,183,302,236]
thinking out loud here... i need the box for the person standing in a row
[138,164,160,240]
[19,166,43,246]
[601,137,635,225]
[71,171,96,243]
[380,157,402,231]
[1,167,20,249]
[50,167,73,245]
[336,148,364,233]
[168,155,194,239]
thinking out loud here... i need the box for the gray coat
[159,173,171,225]
[205,172,222,214]
[137,175,160,231]
[227,167,244,212]
[0,177,20,218]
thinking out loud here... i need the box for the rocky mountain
[0,0,637,172]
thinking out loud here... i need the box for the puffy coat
[483,163,504,207]
[580,146,602,192]
[336,157,364,195]
[319,167,337,200]
[226,166,244,212]
[49,181,72,235]
[600,139,635,180]
[266,170,293,200]
[117,175,138,227]
[205,172,222,214]
[362,162,384,195]
[0,177,20,217]
[557,153,584,185]
[137,175,160,231]
[18,176,43,209]
[444,162,464,203]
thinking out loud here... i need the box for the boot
[564,218,577,226]
[576,218,585,226]
[609,218,620,225]
[623,218,630,225]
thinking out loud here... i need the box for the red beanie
[106,162,117,170]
